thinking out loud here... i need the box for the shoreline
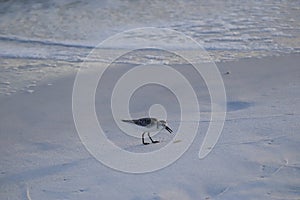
[1,52,299,100]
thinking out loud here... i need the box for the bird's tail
[121,119,135,124]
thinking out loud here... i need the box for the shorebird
[121,117,173,145]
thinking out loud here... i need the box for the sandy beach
[0,53,299,199]
[1,0,300,199]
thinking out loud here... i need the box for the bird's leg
[148,132,159,143]
[142,132,150,145]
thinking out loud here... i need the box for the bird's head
[159,120,173,133]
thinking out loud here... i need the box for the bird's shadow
[123,139,166,153]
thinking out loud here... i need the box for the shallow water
[0,0,299,95]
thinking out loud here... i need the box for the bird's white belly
[136,125,163,133]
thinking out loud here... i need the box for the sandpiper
[121,117,173,145]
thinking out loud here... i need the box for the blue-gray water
[0,0,299,95]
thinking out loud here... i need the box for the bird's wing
[133,118,152,127]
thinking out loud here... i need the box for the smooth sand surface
[0,54,299,199]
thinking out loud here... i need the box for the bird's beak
[165,126,173,133]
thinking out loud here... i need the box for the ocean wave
[0,0,299,96]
